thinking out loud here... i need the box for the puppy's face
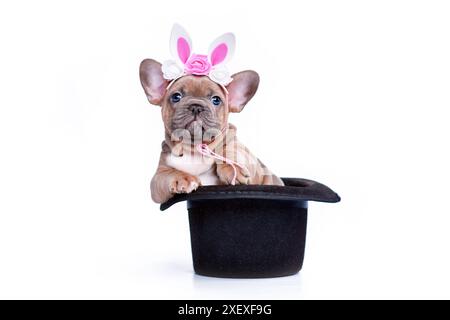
[162,76,227,136]
[140,59,260,139]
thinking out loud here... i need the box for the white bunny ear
[169,23,192,64]
[208,33,235,66]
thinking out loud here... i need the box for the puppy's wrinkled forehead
[167,76,226,99]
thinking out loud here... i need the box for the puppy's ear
[226,71,259,113]
[139,59,168,105]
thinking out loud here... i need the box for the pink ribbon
[196,143,246,185]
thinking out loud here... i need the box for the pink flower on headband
[184,54,211,76]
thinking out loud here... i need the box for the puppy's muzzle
[188,104,205,116]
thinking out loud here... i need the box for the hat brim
[160,177,341,211]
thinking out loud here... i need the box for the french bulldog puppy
[140,59,283,203]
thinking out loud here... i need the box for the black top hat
[161,178,340,278]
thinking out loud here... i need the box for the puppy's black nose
[188,104,204,116]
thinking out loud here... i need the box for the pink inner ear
[210,43,228,66]
[177,37,190,63]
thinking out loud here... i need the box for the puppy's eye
[211,96,221,106]
[170,92,182,103]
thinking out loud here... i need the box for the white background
[1,0,449,299]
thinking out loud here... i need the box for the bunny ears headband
[161,24,235,87]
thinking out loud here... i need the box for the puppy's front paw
[217,164,251,185]
[169,173,201,194]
